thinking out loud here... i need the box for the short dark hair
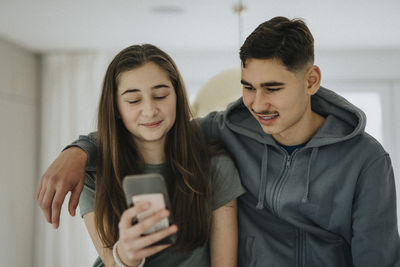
[240,16,314,71]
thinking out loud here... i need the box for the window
[340,91,383,143]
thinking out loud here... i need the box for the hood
[222,86,367,208]
[223,86,366,148]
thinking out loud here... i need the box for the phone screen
[132,193,169,234]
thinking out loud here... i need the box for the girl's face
[117,61,177,148]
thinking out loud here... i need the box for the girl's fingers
[120,225,177,261]
[119,201,151,230]
[132,208,170,235]
[118,208,178,263]
[133,244,172,259]
[131,224,178,250]
[120,208,172,243]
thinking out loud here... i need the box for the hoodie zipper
[296,229,306,267]
[286,154,292,167]
[275,148,310,267]
[270,149,297,216]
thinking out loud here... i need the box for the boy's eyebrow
[260,82,285,87]
[241,80,285,87]
[121,84,170,95]
[240,80,252,86]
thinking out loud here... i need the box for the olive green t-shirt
[79,154,245,267]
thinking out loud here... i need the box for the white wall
[0,38,39,267]
[168,48,240,102]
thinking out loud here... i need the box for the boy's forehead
[241,58,296,84]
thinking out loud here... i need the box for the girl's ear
[305,65,321,95]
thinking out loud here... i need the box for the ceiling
[0,0,399,53]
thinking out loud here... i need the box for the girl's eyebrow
[152,84,170,89]
[121,84,170,95]
[121,89,139,95]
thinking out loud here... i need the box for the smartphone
[122,173,176,245]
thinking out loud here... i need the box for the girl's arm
[210,199,238,267]
[83,212,115,266]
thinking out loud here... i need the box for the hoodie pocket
[306,234,352,267]
[238,235,256,267]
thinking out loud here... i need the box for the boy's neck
[273,110,325,146]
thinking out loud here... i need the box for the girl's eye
[127,100,140,104]
[154,96,167,100]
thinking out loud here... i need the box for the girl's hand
[116,201,178,266]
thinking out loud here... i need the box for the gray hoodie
[198,86,400,267]
[72,87,400,267]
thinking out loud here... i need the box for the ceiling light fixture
[233,0,247,48]
[151,5,183,14]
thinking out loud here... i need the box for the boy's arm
[351,154,400,267]
[197,111,224,143]
[65,132,98,171]
[36,132,98,229]
[36,111,226,229]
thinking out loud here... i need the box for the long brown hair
[95,44,212,252]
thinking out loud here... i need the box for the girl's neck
[135,140,166,165]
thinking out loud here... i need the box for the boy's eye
[243,86,255,91]
[266,88,282,92]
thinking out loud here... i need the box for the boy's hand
[36,147,87,228]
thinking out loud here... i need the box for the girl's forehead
[117,64,173,94]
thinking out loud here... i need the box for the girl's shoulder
[210,152,237,174]
[209,153,245,210]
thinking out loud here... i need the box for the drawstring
[256,145,268,209]
[302,147,319,203]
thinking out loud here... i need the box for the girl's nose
[141,99,157,117]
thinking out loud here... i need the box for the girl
[79,44,245,267]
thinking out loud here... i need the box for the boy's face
[241,58,316,145]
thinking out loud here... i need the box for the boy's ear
[305,65,321,95]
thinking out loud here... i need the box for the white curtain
[35,52,111,267]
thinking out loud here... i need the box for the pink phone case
[122,173,176,245]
